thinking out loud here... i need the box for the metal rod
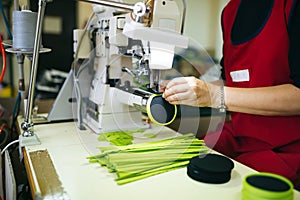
[14,0,19,10]
[78,0,134,11]
[23,0,49,136]
[16,54,25,91]
[181,0,186,34]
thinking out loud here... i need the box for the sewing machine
[48,0,188,134]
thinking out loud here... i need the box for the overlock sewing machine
[48,0,189,134]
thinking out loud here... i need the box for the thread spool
[13,10,40,51]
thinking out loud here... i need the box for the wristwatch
[218,85,227,113]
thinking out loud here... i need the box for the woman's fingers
[162,76,214,107]
[162,77,200,106]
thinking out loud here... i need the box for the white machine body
[73,0,188,133]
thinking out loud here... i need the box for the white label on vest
[230,69,250,82]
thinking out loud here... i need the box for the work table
[17,118,300,200]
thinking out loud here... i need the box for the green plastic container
[242,172,294,200]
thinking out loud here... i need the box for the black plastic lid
[187,153,234,184]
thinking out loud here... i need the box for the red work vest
[222,0,300,149]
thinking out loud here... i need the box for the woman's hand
[162,76,220,108]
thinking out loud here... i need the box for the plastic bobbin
[146,94,177,126]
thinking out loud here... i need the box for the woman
[162,0,300,188]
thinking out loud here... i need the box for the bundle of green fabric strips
[87,133,208,185]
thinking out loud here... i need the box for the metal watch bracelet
[218,85,227,113]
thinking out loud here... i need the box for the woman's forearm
[224,84,300,116]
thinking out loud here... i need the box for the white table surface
[21,120,300,200]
